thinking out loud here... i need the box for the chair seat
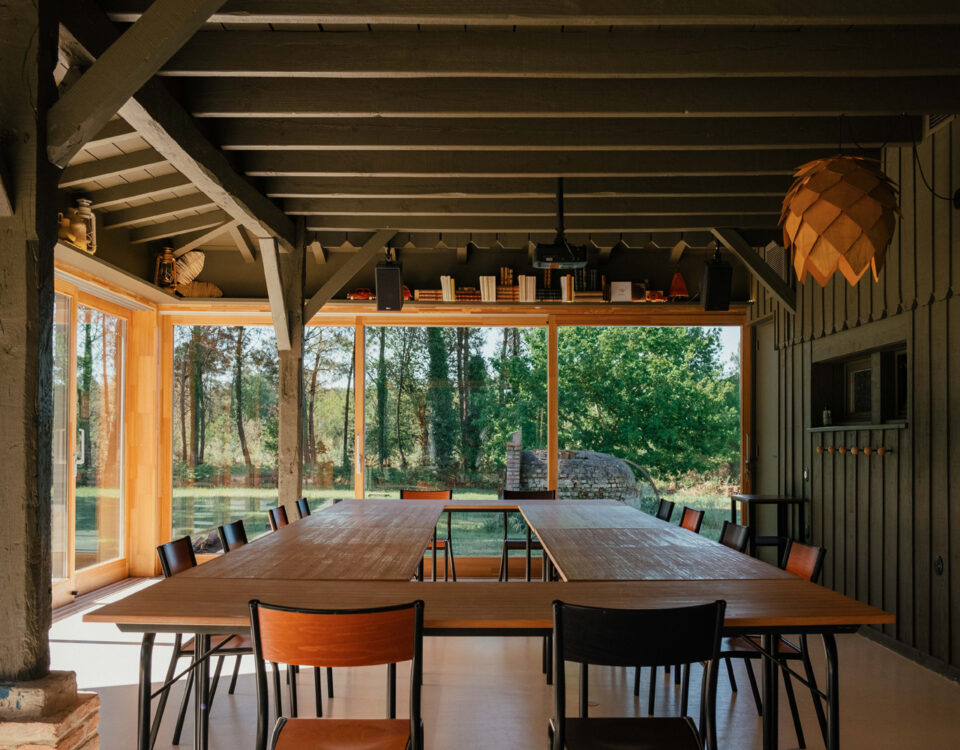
[273,718,411,750]
[721,635,801,658]
[182,633,254,653]
[550,716,702,750]
[503,537,543,551]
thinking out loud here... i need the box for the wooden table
[731,494,806,559]
[86,498,892,750]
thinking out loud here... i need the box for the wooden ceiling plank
[305,215,778,233]
[85,118,139,149]
[217,115,916,151]
[304,229,396,321]
[265,175,790,198]
[100,1,960,27]
[711,227,796,313]
[129,208,231,244]
[48,0,229,167]
[59,0,296,251]
[259,237,291,350]
[102,192,216,228]
[172,219,237,257]
[243,149,849,178]
[166,29,960,79]
[188,76,960,118]
[59,148,166,188]
[283,195,782,216]
[84,173,193,209]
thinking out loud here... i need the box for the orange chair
[151,537,254,747]
[267,505,289,531]
[400,489,456,581]
[719,540,828,748]
[248,599,425,750]
[679,506,705,534]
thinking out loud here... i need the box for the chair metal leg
[782,667,806,749]
[287,665,298,718]
[443,544,449,581]
[448,539,456,581]
[800,634,828,743]
[171,669,193,745]
[724,657,738,692]
[228,654,243,695]
[326,667,334,698]
[545,633,553,685]
[139,633,156,750]
[207,655,225,711]
[681,664,691,717]
[648,665,657,715]
[744,659,763,716]
[313,668,323,717]
[633,666,641,697]
[674,663,681,685]
[271,662,283,720]
[149,636,181,750]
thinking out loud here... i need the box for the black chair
[217,519,249,552]
[551,599,726,750]
[498,489,555,582]
[655,498,675,522]
[151,537,254,747]
[267,505,289,531]
[400,489,456,581]
[718,520,750,553]
[249,599,425,750]
[718,540,829,749]
[295,498,311,519]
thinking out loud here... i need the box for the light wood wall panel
[749,120,960,674]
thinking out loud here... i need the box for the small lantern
[154,247,178,290]
[780,155,899,286]
[74,198,96,255]
[668,272,689,301]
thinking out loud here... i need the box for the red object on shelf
[346,288,375,300]
[402,285,412,300]
[668,272,689,300]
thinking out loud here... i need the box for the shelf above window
[807,422,907,433]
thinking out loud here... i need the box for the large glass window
[172,325,280,548]
[75,304,125,569]
[51,293,72,580]
[364,326,545,554]
[558,326,741,541]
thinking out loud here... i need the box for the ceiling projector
[532,178,588,270]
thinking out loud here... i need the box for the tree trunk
[341,352,354,472]
[188,326,201,468]
[234,327,252,480]
[376,328,387,469]
[395,330,409,469]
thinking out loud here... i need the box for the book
[479,275,497,302]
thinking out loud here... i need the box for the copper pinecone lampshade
[780,155,899,286]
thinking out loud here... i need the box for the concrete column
[0,0,59,682]
[277,222,305,509]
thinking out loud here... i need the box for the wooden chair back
[552,600,725,747]
[399,489,452,500]
[500,489,556,500]
[655,498,675,522]
[679,506,705,534]
[156,536,197,578]
[217,520,248,552]
[781,540,826,582]
[295,498,311,518]
[718,521,750,553]
[248,600,424,750]
[267,505,289,531]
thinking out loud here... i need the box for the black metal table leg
[194,633,210,750]
[525,526,532,581]
[761,632,779,750]
[823,633,840,750]
[138,632,155,750]
[748,504,758,557]
[432,528,438,582]
[777,506,788,563]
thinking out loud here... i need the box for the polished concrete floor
[51,579,960,750]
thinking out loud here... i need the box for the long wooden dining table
[85,498,893,750]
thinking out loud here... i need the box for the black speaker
[375,263,403,311]
[701,251,733,311]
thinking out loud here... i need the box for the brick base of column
[0,671,99,750]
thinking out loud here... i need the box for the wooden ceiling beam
[47,0,228,167]
[259,238,291,350]
[100,1,960,27]
[84,173,192,209]
[59,0,296,251]
[58,148,167,188]
[102,192,216,228]
[216,116,915,152]
[129,209,231,244]
[227,222,258,263]
[305,214,778,233]
[188,76,960,118]
[284,196,782,216]
[711,227,795,313]
[265,175,790,199]
[304,229,396,322]
[172,219,236,257]
[243,149,845,178]
[166,29,960,79]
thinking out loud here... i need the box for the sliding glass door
[51,284,128,606]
